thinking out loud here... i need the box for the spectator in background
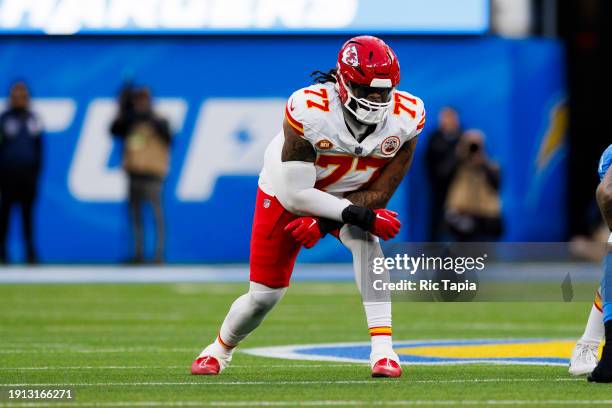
[110,86,171,264]
[444,130,503,242]
[426,106,463,241]
[0,81,42,264]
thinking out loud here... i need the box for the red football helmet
[336,36,400,124]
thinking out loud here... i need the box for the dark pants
[429,189,448,242]
[445,211,503,242]
[0,169,39,263]
[128,174,165,263]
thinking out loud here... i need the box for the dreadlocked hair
[310,69,337,84]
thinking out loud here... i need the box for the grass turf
[0,282,611,407]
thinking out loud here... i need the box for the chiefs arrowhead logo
[381,136,401,156]
[341,44,359,67]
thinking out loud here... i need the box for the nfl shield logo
[355,146,363,155]
[263,199,271,208]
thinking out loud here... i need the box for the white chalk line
[0,364,358,371]
[0,378,583,387]
[0,347,196,354]
[0,399,611,407]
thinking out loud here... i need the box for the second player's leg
[569,288,604,376]
[339,225,401,377]
[589,248,612,382]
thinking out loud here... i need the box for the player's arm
[597,165,612,230]
[281,118,316,162]
[279,117,349,221]
[278,118,400,239]
[345,137,418,209]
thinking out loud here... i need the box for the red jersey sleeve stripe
[417,115,426,130]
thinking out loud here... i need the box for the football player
[588,144,612,383]
[569,144,612,377]
[191,36,425,378]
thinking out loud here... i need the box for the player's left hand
[284,217,323,248]
[370,209,401,240]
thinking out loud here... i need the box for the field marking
[0,364,359,371]
[0,347,196,354]
[0,378,583,387]
[1,400,612,407]
[242,339,574,366]
[0,337,575,367]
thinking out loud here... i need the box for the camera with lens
[468,142,480,154]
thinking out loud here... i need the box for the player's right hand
[284,217,323,249]
[369,209,401,240]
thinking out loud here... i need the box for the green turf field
[0,282,611,407]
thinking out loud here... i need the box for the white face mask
[339,79,393,125]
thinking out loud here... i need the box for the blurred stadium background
[0,0,610,268]
[2,1,612,406]
[0,0,608,267]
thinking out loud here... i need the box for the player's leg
[589,250,612,382]
[339,225,401,378]
[588,152,612,382]
[569,288,603,375]
[192,189,300,375]
[193,281,287,374]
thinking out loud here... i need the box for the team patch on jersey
[315,139,334,150]
[342,44,359,67]
[381,136,401,155]
[242,338,580,366]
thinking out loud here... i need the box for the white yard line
[0,378,582,387]
[0,347,196,354]
[1,399,611,407]
[0,364,359,371]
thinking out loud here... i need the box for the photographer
[444,129,503,242]
[110,85,171,264]
[0,81,42,264]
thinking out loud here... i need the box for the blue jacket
[0,108,43,171]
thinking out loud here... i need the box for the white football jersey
[258,82,425,198]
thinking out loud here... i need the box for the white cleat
[569,341,599,376]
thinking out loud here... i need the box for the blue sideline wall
[0,36,566,262]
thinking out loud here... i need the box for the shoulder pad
[390,90,426,137]
[285,84,334,138]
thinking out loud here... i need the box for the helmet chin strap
[342,105,375,142]
[355,106,386,124]
[336,73,392,126]
[345,87,391,125]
